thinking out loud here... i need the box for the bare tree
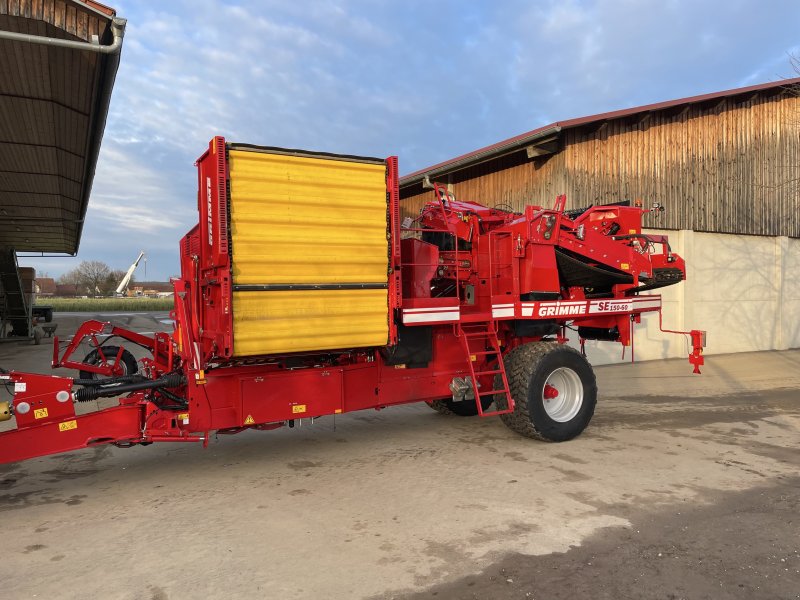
[58,269,81,286]
[78,261,111,295]
[58,261,116,295]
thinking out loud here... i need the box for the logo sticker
[206,176,213,246]
[537,304,587,317]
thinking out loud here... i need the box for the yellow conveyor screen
[228,148,389,356]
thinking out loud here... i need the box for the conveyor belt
[555,247,633,289]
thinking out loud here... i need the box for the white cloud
[88,142,190,236]
[42,0,800,281]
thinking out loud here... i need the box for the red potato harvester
[0,137,704,464]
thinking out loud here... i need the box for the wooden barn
[400,78,800,363]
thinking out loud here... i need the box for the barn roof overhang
[0,0,125,254]
[400,77,800,190]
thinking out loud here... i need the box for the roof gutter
[0,15,129,255]
[0,15,125,54]
[72,16,127,255]
[399,125,562,188]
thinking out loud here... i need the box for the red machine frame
[0,137,704,464]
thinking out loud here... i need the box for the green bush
[36,297,174,312]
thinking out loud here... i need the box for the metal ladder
[457,321,514,416]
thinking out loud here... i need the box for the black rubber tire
[426,399,457,415]
[43,308,53,323]
[79,345,138,380]
[426,394,493,417]
[499,342,597,442]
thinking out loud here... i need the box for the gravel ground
[0,313,798,599]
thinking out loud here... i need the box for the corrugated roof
[0,0,125,253]
[400,77,800,187]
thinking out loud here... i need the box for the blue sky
[21,0,800,281]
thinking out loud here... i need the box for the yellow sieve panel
[228,150,389,285]
[228,149,389,356]
[232,289,389,356]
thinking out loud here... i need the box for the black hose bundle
[74,372,186,402]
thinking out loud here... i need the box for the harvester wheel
[499,342,596,441]
[79,345,138,381]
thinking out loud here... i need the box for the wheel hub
[542,367,584,422]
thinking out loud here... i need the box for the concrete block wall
[570,230,800,366]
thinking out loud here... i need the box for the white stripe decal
[403,306,460,313]
[629,302,661,310]
[533,301,578,304]
[520,297,664,318]
[403,310,460,323]
[401,296,661,323]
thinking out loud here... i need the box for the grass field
[36,297,174,312]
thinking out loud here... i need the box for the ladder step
[477,407,514,417]
[458,320,514,416]
[468,344,497,354]
[478,388,509,397]
[463,337,498,345]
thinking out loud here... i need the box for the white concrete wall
[568,230,800,366]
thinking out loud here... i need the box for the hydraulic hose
[74,372,185,402]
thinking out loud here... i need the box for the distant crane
[115,251,145,297]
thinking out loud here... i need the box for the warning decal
[292,405,307,414]
[34,408,48,419]
[244,415,255,425]
[59,420,78,432]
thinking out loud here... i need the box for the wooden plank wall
[401,90,800,237]
[0,0,110,42]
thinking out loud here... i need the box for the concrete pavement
[0,313,798,599]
